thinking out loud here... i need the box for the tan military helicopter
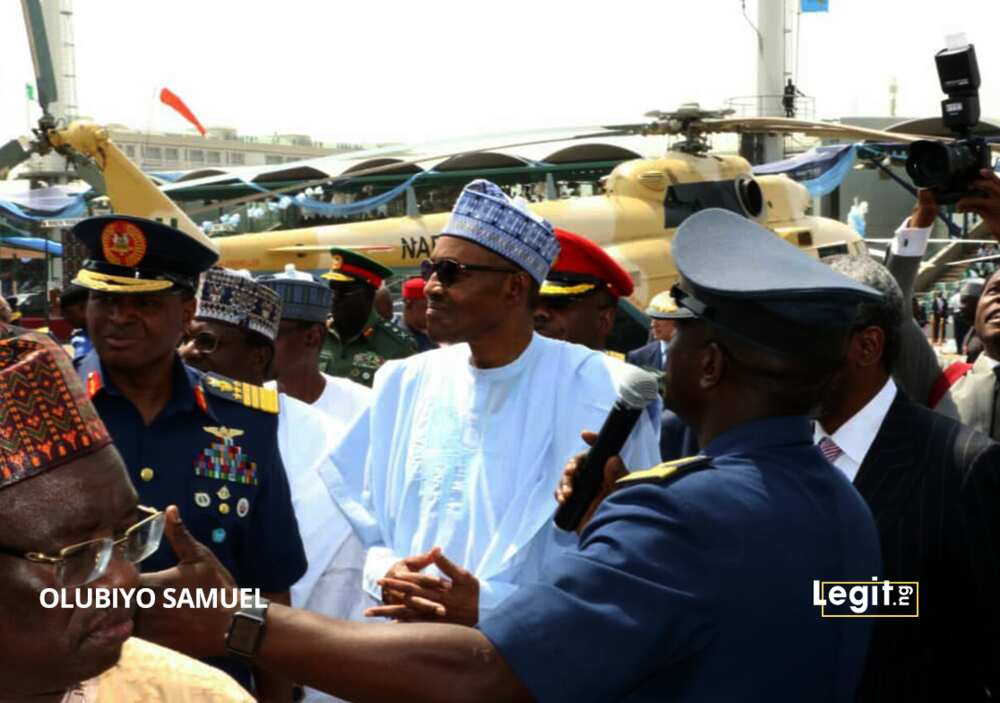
[1,1,944,312]
[181,106,945,308]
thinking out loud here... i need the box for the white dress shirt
[814,378,898,483]
[892,218,932,257]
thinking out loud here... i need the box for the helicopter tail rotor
[2,0,105,189]
[0,1,59,176]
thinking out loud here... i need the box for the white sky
[1,0,998,147]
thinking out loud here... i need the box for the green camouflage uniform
[319,310,417,387]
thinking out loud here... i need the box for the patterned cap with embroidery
[0,333,112,490]
[441,179,560,284]
[71,215,219,294]
[257,264,332,323]
[196,268,283,342]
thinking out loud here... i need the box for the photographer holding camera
[887,39,1000,419]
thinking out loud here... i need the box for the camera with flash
[905,39,991,205]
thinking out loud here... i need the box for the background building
[106,125,362,174]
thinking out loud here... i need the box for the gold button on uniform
[140,467,154,482]
[219,503,230,515]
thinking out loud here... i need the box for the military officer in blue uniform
[134,209,884,703]
[71,215,305,698]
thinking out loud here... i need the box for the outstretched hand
[555,430,628,535]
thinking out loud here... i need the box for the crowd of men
[1,169,1000,702]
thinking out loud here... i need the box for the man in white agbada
[180,268,368,620]
[322,180,661,625]
[259,264,372,430]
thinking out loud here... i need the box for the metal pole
[756,0,786,162]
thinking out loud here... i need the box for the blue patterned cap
[196,268,282,342]
[442,179,560,284]
[257,264,332,324]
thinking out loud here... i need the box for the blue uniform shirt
[76,350,307,590]
[479,416,881,703]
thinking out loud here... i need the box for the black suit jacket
[626,340,664,371]
[854,391,1000,702]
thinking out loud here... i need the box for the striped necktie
[818,436,844,463]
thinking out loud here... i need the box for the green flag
[25,83,34,101]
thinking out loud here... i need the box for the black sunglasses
[420,258,518,287]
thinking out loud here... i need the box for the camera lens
[905,139,977,188]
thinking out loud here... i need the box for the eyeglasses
[181,330,229,354]
[419,258,518,287]
[0,506,165,587]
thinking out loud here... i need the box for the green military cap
[321,248,394,288]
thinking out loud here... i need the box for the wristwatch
[225,598,269,663]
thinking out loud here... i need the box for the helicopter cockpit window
[664,175,765,228]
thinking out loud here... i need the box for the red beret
[402,276,426,301]
[541,229,634,299]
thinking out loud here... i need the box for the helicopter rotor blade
[697,117,935,143]
[0,136,33,171]
[66,152,107,193]
[20,0,58,115]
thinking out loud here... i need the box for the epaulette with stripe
[380,318,416,344]
[604,350,625,361]
[615,454,711,487]
[202,372,279,414]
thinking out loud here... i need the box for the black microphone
[555,366,661,532]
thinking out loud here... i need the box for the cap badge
[331,255,343,271]
[100,220,148,268]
